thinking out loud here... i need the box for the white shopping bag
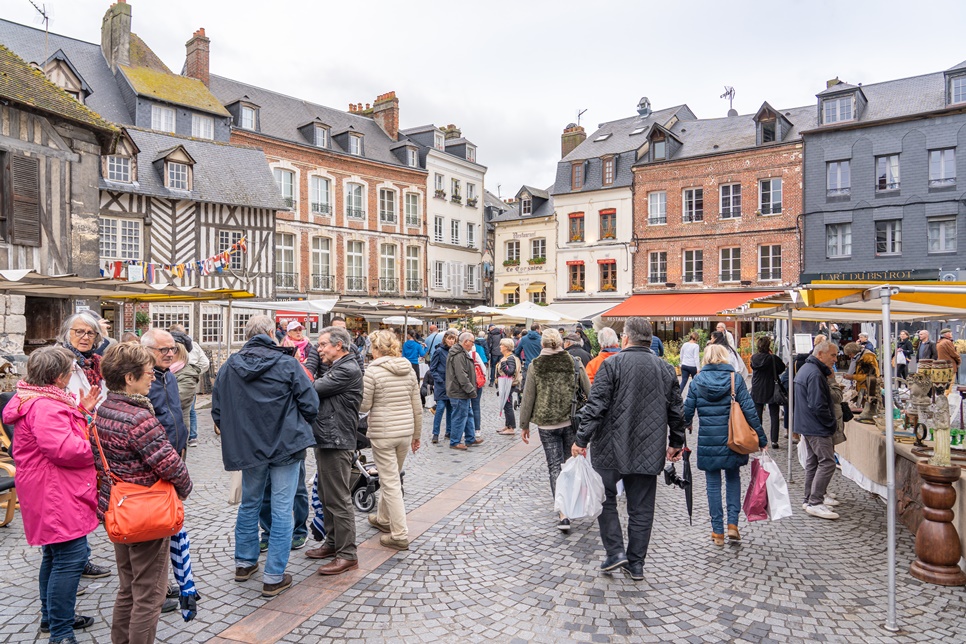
[554,456,605,519]
[228,470,242,505]
[760,453,793,520]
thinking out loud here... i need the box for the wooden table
[836,419,966,567]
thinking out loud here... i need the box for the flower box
[503,259,520,267]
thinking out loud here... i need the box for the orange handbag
[90,418,184,544]
[727,373,760,455]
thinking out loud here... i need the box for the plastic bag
[554,456,605,519]
[742,456,770,522]
[760,453,793,520]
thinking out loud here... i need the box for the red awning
[566,260,584,266]
[597,258,616,264]
[602,291,781,321]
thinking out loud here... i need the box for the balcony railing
[378,277,399,293]
[346,276,367,292]
[276,272,297,289]
[281,197,295,210]
[451,195,462,204]
[719,272,741,283]
[683,273,703,283]
[312,274,334,291]
[434,189,446,199]
[758,270,782,281]
[929,177,956,187]
[405,278,423,293]
[346,207,366,219]
[827,187,851,197]
[379,211,397,224]
[405,216,420,227]
[876,181,900,192]
[466,197,478,207]
[311,202,331,214]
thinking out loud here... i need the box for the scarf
[15,380,78,409]
[64,342,103,387]
[108,390,155,415]
[281,336,310,363]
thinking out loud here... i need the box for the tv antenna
[28,1,52,58]
[577,108,587,127]
[720,86,736,112]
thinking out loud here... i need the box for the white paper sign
[127,264,144,282]
[794,333,814,354]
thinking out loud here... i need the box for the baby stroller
[350,413,405,513]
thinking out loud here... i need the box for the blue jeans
[39,535,89,640]
[472,388,482,434]
[433,399,452,438]
[680,365,697,392]
[236,458,301,584]
[189,396,198,440]
[259,459,308,542]
[705,467,741,534]
[449,398,476,446]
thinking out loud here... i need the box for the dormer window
[151,105,176,133]
[521,197,532,215]
[951,76,966,105]
[241,105,256,130]
[107,155,131,183]
[434,132,445,150]
[571,163,584,190]
[822,96,854,124]
[315,125,329,148]
[349,135,362,155]
[760,118,776,143]
[652,134,667,161]
[408,149,419,167]
[602,157,615,186]
[167,162,189,190]
[466,145,476,162]
[192,114,214,140]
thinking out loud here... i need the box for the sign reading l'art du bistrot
[799,269,940,282]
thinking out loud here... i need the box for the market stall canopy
[468,305,503,315]
[210,298,337,314]
[0,270,255,302]
[383,315,423,326]
[722,282,966,321]
[603,291,781,321]
[501,301,577,323]
[549,301,617,322]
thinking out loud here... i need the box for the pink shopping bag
[742,457,770,522]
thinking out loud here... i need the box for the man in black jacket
[916,329,938,365]
[564,333,591,367]
[793,341,840,521]
[573,317,685,581]
[212,315,319,598]
[305,326,363,575]
[446,333,481,450]
[486,325,504,385]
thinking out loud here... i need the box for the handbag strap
[88,414,120,486]
[730,372,736,400]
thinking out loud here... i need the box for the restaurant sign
[799,269,939,282]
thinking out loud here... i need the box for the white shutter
[455,261,465,296]
[442,262,451,291]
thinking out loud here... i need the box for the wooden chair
[0,461,15,527]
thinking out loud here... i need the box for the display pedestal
[909,462,966,586]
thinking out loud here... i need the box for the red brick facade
[632,142,803,291]
[230,131,428,301]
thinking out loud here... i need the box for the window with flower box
[568,262,585,292]
[569,212,584,242]
[599,209,617,240]
[599,259,617,292]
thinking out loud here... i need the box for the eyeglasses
[70,329,97,339]
[141,370,155,378]
[153,346,177,354]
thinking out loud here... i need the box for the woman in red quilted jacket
[92,343,192,644]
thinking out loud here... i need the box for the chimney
[441,124,462,140]
[185,28,210,87]
[561,123,586,158]
[370,91,399,140]
[827,77,842,89]
[100,0,131,73]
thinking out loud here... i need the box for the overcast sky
[4,0,966,196]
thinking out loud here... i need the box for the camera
[663,462,687,489]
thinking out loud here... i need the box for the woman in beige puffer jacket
[360,329,422,550]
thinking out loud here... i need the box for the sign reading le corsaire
[799,269,939,282]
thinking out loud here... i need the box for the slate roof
[209,74,417,169]
[491,185,553,223]
[487,200,521,223]
[519,185,549,200]
[0,44,118,137]
[0,19,133,124]
[101,128,284,210]
[119,64,230,116]
[444,137,475,148]
[816,81,862,97]
[552,105,696,195]
[810,71,958,128]
[948,60,966,73]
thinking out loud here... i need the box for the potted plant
[434,189,446,199]
[135,311,150,333]
[503,259,520,267]
[527,256,546,265]
[601,283,616,292]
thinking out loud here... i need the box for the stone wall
[0,295,27,356]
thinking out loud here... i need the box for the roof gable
[119,64,230,117]
[44,49,92,95]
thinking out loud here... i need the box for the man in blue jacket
[212,315,320,598]
[513,323,543,371]
[793,341,840,521]
[142,328,189,456]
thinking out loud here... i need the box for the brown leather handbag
[90,418,184,544]
[727,373,760,455]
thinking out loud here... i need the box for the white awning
[549,300,619,321]
[211,299,338,315]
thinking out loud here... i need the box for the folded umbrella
[497,377,512,418]
[682,444,693,526]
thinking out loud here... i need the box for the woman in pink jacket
[4,346,101,644]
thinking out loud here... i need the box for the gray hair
[140,328,173,348]
[444,329,459,339]
[541,328,563,350]
[624,317,652,347]
[25,346,75,386]
[598,327,619,348]
[320,326,352,352]
[245,315,277,341]
[813,340,836,357]
[458,332,475,345]
[58,312,102,348]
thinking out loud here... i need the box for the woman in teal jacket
[683,344,766,546]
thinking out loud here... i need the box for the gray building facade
[801,62,966,282]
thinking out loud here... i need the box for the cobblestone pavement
[1,388,965,643]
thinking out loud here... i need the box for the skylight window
[630,127,647,135]
[594,134,612,142]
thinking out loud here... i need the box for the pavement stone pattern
[1,387,965,643]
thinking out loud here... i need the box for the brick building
[206,64,430,308]
[605,101,817,333]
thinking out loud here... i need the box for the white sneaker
[823,496,841,507]
[805,504,840,520]
[802,503,809,511]
[826,492,837,500]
